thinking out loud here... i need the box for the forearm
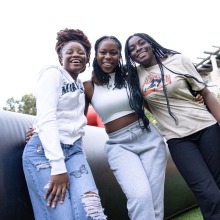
[84,98,89,116]
[200,88,220,122]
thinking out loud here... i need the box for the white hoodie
[34,65,87,175]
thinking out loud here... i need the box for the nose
[104,53,112,59]
[72,51,80,57]
[136,45,142,52]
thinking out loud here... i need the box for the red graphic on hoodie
[142,74,171,96]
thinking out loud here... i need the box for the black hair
[92,36,126,89]
[55,28,91,66]
[124,33,205,127]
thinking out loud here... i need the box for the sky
[0,0,219,108]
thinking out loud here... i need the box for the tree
[217,94,220,103]
[18,94,36,115]
[145,109,157,126]
[3,97,18,112]
[3,94,36,116]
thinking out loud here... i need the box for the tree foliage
[3,94,36,115]
[2,97,18,112]
[145,108,157,126]
[217,94,220,103]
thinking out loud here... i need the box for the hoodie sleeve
[35,67,66,175]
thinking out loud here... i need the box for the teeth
[103,63,112,66]
[71,60,80,63]
[138,52,146,58]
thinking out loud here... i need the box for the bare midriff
[104,112,138,134]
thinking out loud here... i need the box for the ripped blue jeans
[22,133,107,220]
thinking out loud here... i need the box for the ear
[150,43,154,51]
[60,58,63,66]
[86,55,89,64]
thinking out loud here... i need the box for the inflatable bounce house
[0,108,198,220]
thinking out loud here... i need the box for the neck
[69,72,79,80]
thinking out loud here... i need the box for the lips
[103,62,113,67]
[137,51,147,58]
[70,59,81,63]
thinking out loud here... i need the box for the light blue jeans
[104,121,167,220]
[23,133,107,220]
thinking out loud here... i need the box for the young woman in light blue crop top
[83,36,168,220]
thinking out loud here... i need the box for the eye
[110,51,118,56]
[129,47,135,52]
[78,50,86,55]
[98,50,106,55]
[139,40,145,46]
[66,50,72,55]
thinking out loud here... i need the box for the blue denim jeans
[23,133,107,220]
[104,122,167,220]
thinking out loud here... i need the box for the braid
[55,28,91,65]
[125,36,150,131]
[156,57,179,125]
[92,36,126,89]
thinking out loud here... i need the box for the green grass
[170,207,203,220]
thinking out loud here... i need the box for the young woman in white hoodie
[22,28,107,220]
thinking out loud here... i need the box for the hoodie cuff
[50,159,67,175]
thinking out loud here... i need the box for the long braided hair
[55,28,91,70]
[124,33,205,126]
[92,36,126,89]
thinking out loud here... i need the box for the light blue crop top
[91,73,135,124]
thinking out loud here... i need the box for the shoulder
[163,54,194,69]
[40,65,60,73]
[83,80,94,102]
[38,65,62,80]
[83,80,94,90]
[173,54,196,71]
[35,65,62,92]
[168,53,191,64]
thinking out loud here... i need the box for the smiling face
[128,36,157,68]
[61,41,88,79]
[96,39,120,74]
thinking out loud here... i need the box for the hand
[26,127,35,142]
[194,93,204,104]
[44,173,70,208]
